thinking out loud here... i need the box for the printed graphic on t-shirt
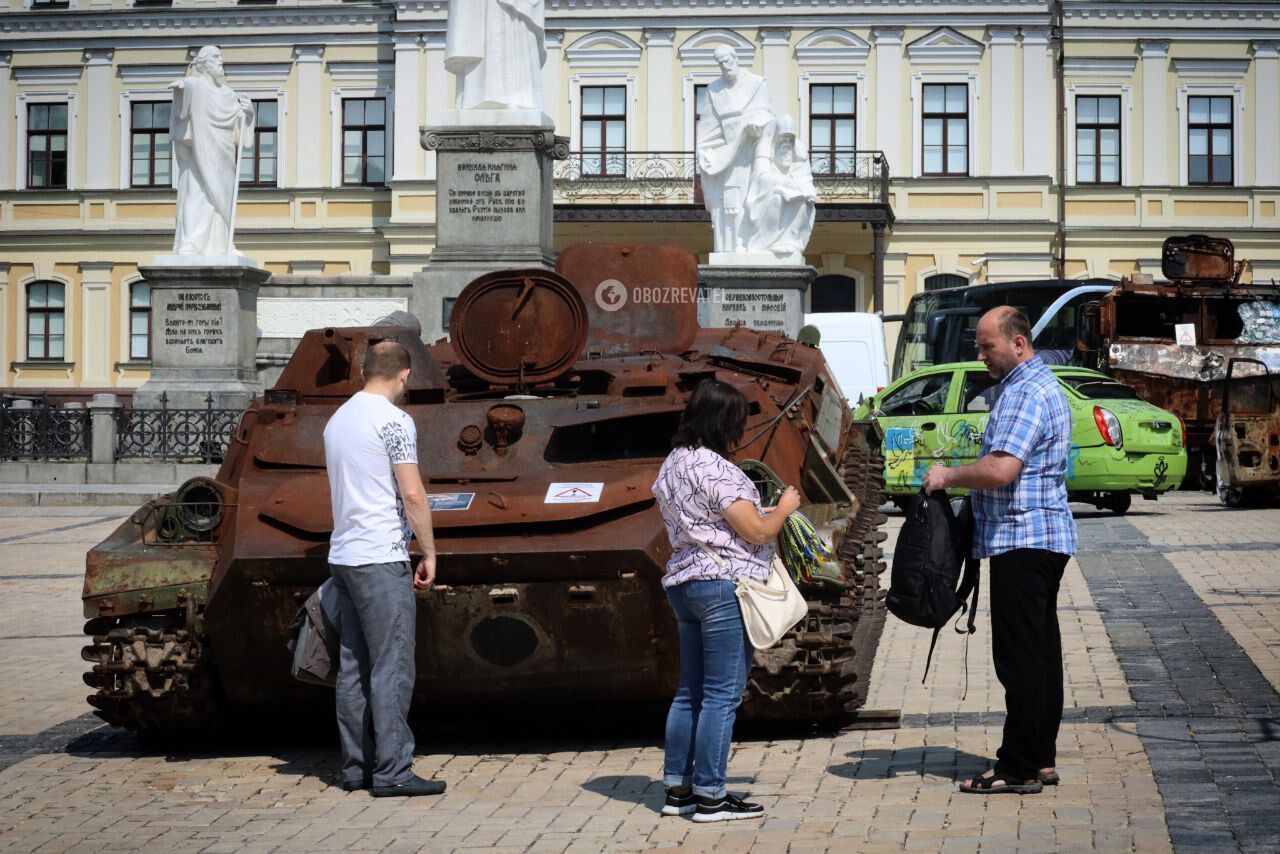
[378,420,417,465]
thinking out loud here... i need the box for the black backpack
[887,491,980,682]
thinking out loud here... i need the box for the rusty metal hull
[81,245,889,731]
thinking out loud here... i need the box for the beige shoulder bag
[657,493,808,650]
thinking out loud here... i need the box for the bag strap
[655,491,728,570]
[919,557,982,686]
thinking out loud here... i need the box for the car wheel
[1218,485,1259,508]
[1106,492,1132,515]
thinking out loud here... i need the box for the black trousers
[989,548,1070,780]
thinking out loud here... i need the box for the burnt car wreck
[81,244,890,734]
[1079,235,1280,501]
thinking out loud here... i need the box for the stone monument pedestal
[697,265,817,339]
[133,263,269,410]
[411,122,568,342]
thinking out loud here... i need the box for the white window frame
[1065,83,1133,186]
[237,88,288,190]
[330,85,395,189]
[18,274,74,365]
[1176,83,1245,187]
[681,72,720,152]
[567,73,638,153]
[910,70,980,178]
[119,274,150,366]
[117,88,173,190]
[798,71,868,157]
[15,91,78,191]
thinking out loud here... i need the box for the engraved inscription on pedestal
[134,264,269,410]
[698,265,816,340]
[161,290,226,359]
[705,290,797,335]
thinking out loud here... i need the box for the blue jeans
[663,579,755,799]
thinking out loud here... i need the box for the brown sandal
[959,771,1043,795]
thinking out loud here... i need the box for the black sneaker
[370,774,447,798]
[692,793,765,823]
[661,788,697,816]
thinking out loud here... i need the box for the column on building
[0,263,9,370]
[1021,27,1053,176]
[987,27,1019,175]
[543,30,565,130]
[293,46,326,187]
[644,29,675,150]
[1138,40,1170,186]
[424,32,448,180]
[873,28,904,175]
[759,27,792,116]
[392,34,423,182]
[79,262,113,387]
[872,223,886,313]
[0,53,10,190]
[1253,41,1280,186]
[83,48,114,190]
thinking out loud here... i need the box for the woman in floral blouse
[652,379,801,823]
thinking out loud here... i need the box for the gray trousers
[329,560,416,787]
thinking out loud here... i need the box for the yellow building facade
[2,0,1278,394]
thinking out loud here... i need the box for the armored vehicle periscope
[81,244,889,733]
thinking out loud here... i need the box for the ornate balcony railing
[0,396,91,461]
[116,393,240,464]
[553,149,890,206]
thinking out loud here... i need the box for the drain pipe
[1053,0,1067,278]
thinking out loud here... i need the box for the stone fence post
[88,393,120,465]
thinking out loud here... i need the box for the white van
[802,312,890,406]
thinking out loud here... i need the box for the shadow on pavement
[828,745,990,782]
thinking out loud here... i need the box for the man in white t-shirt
[323,340,444,797]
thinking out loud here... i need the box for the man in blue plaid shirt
[923,306,1077,795]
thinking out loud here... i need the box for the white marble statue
[445,0,546,112]
[744,115,818,264]
[697,45,776,254]
[168,46,255,258]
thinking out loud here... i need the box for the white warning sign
[544,482,604,504]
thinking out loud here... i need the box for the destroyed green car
[853,362,1187,514]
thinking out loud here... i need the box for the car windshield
[1058,377,1141,400]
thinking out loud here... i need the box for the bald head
[986,306,1032,344]
[976,306,1034,380]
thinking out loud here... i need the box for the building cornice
[1063,56,1137,77]
[0,7,389,36]
[1171,58,1252,79]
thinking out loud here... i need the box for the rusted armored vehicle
[81,244,889,733]
[1079,235,1280,500]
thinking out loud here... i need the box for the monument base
[698,265,817,340]
[149,253,261,269]
[133,264,269,411]
[708,251,806,267]
[428,109,555,129]
[412,122,568,342]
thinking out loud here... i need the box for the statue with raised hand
[168,46,256,257]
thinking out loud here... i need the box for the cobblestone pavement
[0,494,1276,852]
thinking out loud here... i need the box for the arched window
[924,273,967,291]
[810,274,859,313]
[26,281,65,361]
[130,282,151,360]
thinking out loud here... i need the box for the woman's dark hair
[671,379,748,456]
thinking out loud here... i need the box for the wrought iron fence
[552,149,890,206]
[0,396,92,461]
[116,393,240,464]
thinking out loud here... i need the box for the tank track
[741,418,888,723]
[81,615,222,733]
